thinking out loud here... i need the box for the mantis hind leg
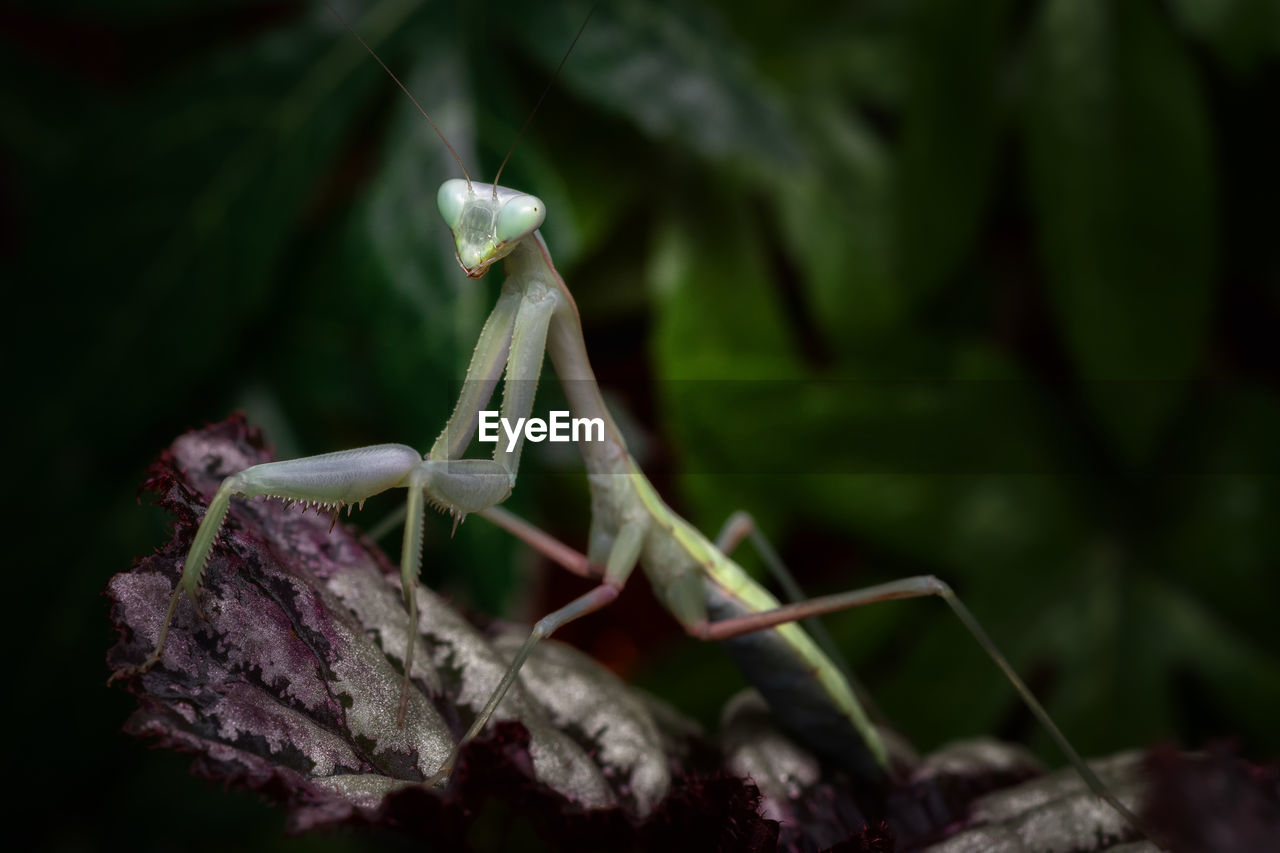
[689,574,1156,844]
[455,507,1160,845]
[714,510,877,712]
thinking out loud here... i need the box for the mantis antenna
[328,2,596,197]
[491,5,599,196]
[325,2,473,188]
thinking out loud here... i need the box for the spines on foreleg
[415,457,514,527]
[110,443,424,685]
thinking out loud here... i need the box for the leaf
[498,0,801,169]
[58,8,376,428]
[923,752,1154,852]
[1022,0,1217,460]
[719,689,1280,852]
[774,97,901,344]
[1167,0,1280,75]
[1143,746,1280,853]
[895,0,1014,304]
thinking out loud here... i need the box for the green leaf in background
[895,0,1014,306]
[1168,0,1280,76]
[1022,0,1217,462]
[501,0,801,170]
[775,101,900,344]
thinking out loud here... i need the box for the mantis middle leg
[107,446,508,697]
[713,510,882,723]
[424,513,650,786]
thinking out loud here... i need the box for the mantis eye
[496,194,546,244]
[437,179,471,230]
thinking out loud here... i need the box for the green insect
[111,4,1160,846]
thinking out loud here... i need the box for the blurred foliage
[7,0,1279,849]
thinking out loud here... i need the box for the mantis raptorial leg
[107,262,559,722]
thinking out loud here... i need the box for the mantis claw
[424,766,452,790]
[106,658,154,685]
[189,591,210,624]
[396,672,411,729]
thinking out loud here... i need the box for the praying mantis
[106,2,1165,847]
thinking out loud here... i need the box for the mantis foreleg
[429,284,522,462]
[422,279,556,514]
[107,446,510,692]
[115,272,562,699]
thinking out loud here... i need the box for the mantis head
[330,1,583,282]
[438,179,546,279]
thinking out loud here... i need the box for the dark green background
[8,0,1279,849]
